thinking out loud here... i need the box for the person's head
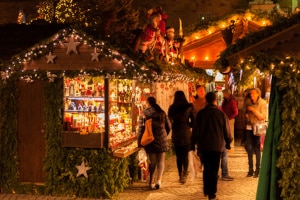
[173,90,188,106]
[149,12,161,28]
[222,88,232,99]
[249,88,261,102]
[196,85,206,99]
[206,92,217,105]
[146,96,156,107]
[166,27,175,40]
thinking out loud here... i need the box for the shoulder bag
[141,119,154,146]
[253,121,268,136]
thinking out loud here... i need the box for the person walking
[191,85,207,172]
[168,90,194,184]
[244,88,267,178]
[138,97,171,189]
[191,92,232,200]
[220,88,239,181]
[192,85,207,119]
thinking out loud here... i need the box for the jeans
[221,148,228,177]
[245,130,261,171]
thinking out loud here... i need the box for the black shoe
[253,171,259,178]
[208,195,217,200]
[221,175,234,181]
[247,171,253,177]
[155,183,160,189]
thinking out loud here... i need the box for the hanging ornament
[239,69,243,81]
[64,36,80,54]
[46,52,57,64]
[91,48,100,61]
[75,161,91,178]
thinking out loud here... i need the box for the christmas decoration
[64,36,80,54]
[46,52,57,64]
[75,161,91,178]
[17,9,26,24]
[46,72,57,82]
[90,48,100,61]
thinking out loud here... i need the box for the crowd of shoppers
[138,85,264,200]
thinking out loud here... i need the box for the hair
[222,88,232,95]
[172,90,189,106]
[147,96,164,113]
[196,85,204,90]
[251,87,261,96]
[206,92,217,104]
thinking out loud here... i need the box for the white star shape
[75,161,91,178]
[64,36,80,54]
[46,52,57,64]
[91,48,100,61]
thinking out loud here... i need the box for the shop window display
[62,76,152,157]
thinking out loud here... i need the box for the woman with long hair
[168,90,194,183]
[138,96,171,189]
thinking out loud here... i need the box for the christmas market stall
[0,23,206,198]
[215,12,300,200]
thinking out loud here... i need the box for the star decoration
[46,52,57,64]
[64,36,80,54]
[75,161,91,178]
[47,72,57,82]
[91,48,100,61]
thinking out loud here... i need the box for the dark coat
[168,103,193,146]
[138,107,171,153]
[191,104,232,152]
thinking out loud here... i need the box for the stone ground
[0,143,259,200]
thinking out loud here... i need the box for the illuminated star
[64,36,80,54]
[76,162,91,178]
[46,52,57,64]
[91,48,100,61]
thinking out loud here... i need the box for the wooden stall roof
[226,23,300,66]
[183,20,265,69]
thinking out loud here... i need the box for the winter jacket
[138,107,171,153]
[244,96,267,126]
[168,103,193,146]
[191,104,232,153]
[221,96,239,120]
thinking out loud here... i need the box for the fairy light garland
[0,27,209,83]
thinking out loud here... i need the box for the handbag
[253,121,268,136]
[141,119,154,146]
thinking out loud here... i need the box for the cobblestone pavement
[0,144,259,200]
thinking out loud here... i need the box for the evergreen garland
[42,76,136,198]
[0,76,20,193]
[274,63,300,200]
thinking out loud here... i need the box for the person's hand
[247,106,255,112]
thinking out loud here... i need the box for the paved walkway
[0,144,259,200]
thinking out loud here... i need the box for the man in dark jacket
[191,92,232,200]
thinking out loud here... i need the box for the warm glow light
[195,35,199,39]
[262,21,266,25]
[205,56,209,61]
